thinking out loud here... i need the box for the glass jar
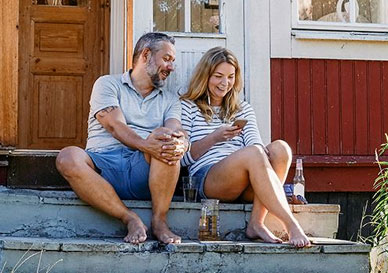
[198,199,220,241]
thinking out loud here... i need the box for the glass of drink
[182,176,199,202]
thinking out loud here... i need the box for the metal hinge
[105,0,110,8]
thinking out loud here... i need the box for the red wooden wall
[271,58,388,192]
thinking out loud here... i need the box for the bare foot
[152,217,181,244]
[246,223,283,243]
[288,224,311,248]
[122,213,148,244]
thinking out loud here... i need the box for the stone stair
[0,187,371,273]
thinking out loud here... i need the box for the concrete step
[0,236,370,273]
[0,187,340,241]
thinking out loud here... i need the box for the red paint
[271,58,388,191]
[283,60,297,151]
[340,61,355,154]
[355,61,368,155]
[271,59,283,141]
[297,59,312,155]
[326,60,341,154]
[368,62,382,153]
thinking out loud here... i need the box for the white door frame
[110,0,273,144]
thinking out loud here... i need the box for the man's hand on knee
[161,133,185,164]
[143,127,183,165]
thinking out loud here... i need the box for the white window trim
[292,0,388,32]
[271,0,388,61]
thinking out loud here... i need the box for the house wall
[271,58,388,191]
[0,0,18,147]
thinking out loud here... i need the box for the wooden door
[18,0,110,149]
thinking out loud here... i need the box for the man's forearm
[108,121,146,152]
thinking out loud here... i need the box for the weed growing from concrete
[371,133,388,248]
[0,247,63,273]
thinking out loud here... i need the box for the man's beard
[146,56,168,88]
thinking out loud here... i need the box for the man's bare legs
[204,142,310,247]
[56,146,148,244]
[243,140,292,243]
[146,154,181,243]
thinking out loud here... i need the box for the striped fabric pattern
[181,99,264,176]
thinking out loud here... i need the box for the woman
[180,47,310,247]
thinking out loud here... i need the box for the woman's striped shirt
[181,99,264,176]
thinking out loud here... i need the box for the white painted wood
[272,0,388,60]
[291,38,388,60]
[270,0,292,58]
[224,0,244,95]
[293,30,388,42]
[110,0,125,74]
[244,0,271,144]
[165,37,226,95]
[184,0,191,32]
[133,0,153,44]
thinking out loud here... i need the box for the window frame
[292,0,388,33]
[153,0,226,34]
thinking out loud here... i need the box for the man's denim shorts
[192,164,215,200]
[86,147,151,200]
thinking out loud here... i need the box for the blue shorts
[192,164,215,200]
[86,147,151,200]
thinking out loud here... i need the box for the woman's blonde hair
[180,47,242,123]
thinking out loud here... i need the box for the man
[56,32,188,244]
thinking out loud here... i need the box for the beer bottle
[293,158,305,198]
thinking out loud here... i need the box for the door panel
[19,0,109,149]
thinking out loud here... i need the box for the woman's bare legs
[242,140,292,243]
[204,142,310,247]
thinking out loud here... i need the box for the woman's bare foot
[288,224,311,248]
[122,212,148,244]
[152,217,181,244]
[246,223,283,243]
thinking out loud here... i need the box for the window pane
[33,0,87,6]
[191,0,219,33]
[298,0,388,24]
[153,0,185,32]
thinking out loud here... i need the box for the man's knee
[56,146,87,177]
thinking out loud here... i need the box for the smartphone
[232,119,248,129]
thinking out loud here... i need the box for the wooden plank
[311,59,326,154]
[326,60,340,154]
[270,59,283,141]
[0,0,19,147]
[340,60,355,154]
[297,59,312,155]
[346,193,370,241]
[328,193,348,240]
[354,61,368,155]
[368,61,383,153]
[282,59,297,151]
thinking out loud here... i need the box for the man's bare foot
[246,223,282,243]
[152,217,181,244]
[122,212,148,244]
[288,224,311,248]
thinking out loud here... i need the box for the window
[153,0,221,33]
[295,0,388,31]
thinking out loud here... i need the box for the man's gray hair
[132,32,175,66]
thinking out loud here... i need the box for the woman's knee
[268,140,292,163]
[243,145,269,167]
[56,146,87,177]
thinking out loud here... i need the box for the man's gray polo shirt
[86,71,181,152]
